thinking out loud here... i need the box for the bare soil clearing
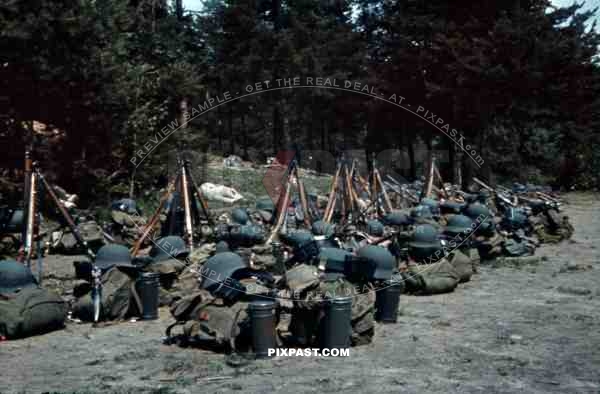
[1,193,599,394]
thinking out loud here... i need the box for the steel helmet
[0,260,37,293]
[215,241,230,254]
[200,251,248,293]
[317,247,353,274]
[356,245,396,281]
[94,244,136,271]
[311,220,335,237]
[228,224,265,247]
[408,224,442,262]
[256,196,275,213]
[463,203,495,236]
[283,230,319,263]
[440,201,466,215]
[0,208,24,233]
[366,220,384,237]
[231,208,250,225]
[410,205,433,219]
[444,214,474,236]
[382,211,412,227]
[150,236,189,262]
[421,198,440,216]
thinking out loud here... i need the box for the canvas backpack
[0,287,67,339]
[165,291,254,352]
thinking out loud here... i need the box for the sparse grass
[128,164,332,217]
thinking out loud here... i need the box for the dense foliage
[1,0,598,206]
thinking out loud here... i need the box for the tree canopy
[1,0,598,205]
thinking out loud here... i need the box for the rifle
[296,165,312,227]
[420,155,435,200]
[183,159,214,226]
[180,155,194,252]
[36,165,102,321]
[131,178,177,256]
[433,165,449,199]
[266,172,292,244]
[22,166,36,266]
[323,162,341,223]
[473,177,517,207]
[374,168,393,213]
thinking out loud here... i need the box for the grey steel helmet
[408,224,442,262]
[0,260,37,293]
[366,220,384,237]
[463,203,495,236]
[410,205,433,219]
[215,241,230,254]
[200,251,248,290]
[421,198,440,216]
[317,247,353,274]
[283,230,313,248]
[255,196,275,224]
[228,224,265,247]
[444,214,474,236]
[440,201,466,215]
[356,245,395,281]
[463,203,492,220]
[150,236,189,262]
[283,230,319,263]
[311,220,335,237]
[409,224,441,248]
[0,208,24,233]
[382,211,412,227]
[256,196,275,214]
[94,244,136,271]
[231,208,249,225]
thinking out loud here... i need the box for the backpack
[410,259,460,295]
[447,250,474,283]
[165,291,254,352]
[0,287,67,339]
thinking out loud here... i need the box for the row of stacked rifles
[0,153,573,357]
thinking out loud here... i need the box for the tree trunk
[228,105,234,155]
[448,142,456,184]
[272,106,281,154]
[408,140,416,181]
[241,113,249,160]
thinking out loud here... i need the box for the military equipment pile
[0,158,574,360]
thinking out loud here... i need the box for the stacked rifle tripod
[131,154,213,256]
[19,152,97,280]
[321,156,396,226]
[18,152,103,322]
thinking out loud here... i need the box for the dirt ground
[1,193,599,394]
